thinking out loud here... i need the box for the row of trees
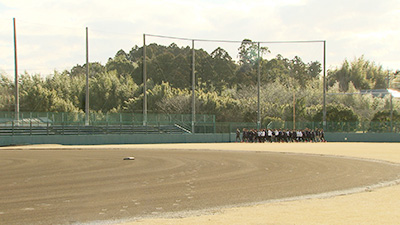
[1,40,399,124]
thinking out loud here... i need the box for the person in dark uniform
[236,128,241,142]
[291,129,296,142]
[315,128,321,142]
[243,129,248,142]
[310,129,316,142]
[320,128,326,142]
[251,129,257,142]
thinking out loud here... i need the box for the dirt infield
[1,143,400,225]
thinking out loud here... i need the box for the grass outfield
[1,143,400,225]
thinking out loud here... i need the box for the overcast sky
[0,0,399,78]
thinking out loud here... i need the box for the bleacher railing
[0,111,214,125]
[0,111,216,135]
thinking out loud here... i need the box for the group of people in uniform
[236,128,326,143]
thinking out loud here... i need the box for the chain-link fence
[0,111,398,135]
[266,121,400,133]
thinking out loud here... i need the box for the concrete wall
[1,132,399,146]
[325,132,400,142]
[0,133,236,146]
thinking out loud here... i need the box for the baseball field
[1,142,399,225]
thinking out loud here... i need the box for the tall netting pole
[85,27,90,126]
[293,92,296,130]
[323,40,327,130]
[143,34,147,126]
[257,42,261,129]
[389,76,393,132]
[191,40,196,133]
[13,18,19,123]
[390,93,393,132]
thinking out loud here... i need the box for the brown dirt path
[0,143,399,225]
[120,143,400,225]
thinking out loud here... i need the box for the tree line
[0,40,399,124]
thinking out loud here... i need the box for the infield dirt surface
[1,143,400,225]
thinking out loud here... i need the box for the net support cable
[143,34,326,130]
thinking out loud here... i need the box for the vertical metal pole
[322,40,327,130]
[213,115,216,134]
[143,34,147,126]
[293,92,296,130]
[191,40,196,133]
[13,18,19,124]
[390,94,393,132]
[388,76,393,132]
[257,42,261,129]
[85,27,90,126]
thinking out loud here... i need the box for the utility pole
[293,92,296,130]
[13,18,19,124]
[257,42,261,129]
[143,34,147,126]
[388,75,393,132]
[191,40,196,133]
[323,40,326,130]
[85,27,90,126]
[390,92,393,132]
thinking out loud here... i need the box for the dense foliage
[1,40,399,123]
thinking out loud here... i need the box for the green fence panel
[1,111,399,135]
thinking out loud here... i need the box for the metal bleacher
[0,123,190,136]
[0,112,217,136]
